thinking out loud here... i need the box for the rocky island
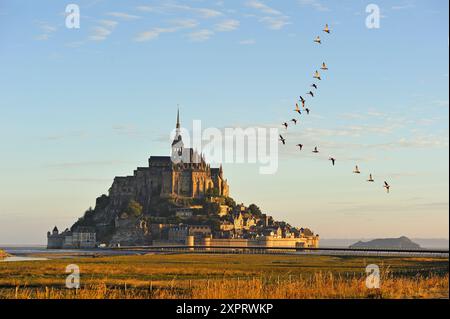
[47,111,319,249]
[350,236,421,250]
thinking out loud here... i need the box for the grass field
[0,253,448,299]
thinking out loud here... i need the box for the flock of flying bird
[278,24,391,194]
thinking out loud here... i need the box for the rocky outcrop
[109,218,152,246]
[350,236,421,250]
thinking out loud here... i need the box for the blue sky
[0,0,448,244]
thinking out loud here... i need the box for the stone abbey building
[47,111,231,247]
[110,110,229,201]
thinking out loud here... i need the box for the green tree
[224,197,237,209]
[202,202,220,216]
[248,204,262,217]
[123,200,143,218]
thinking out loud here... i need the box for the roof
[149,156,172,162]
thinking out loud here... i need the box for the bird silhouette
[313,147,319,153]
[305,108,310,115]
[291,119,298,125]
[294,104,302,114]
[353,165,361,174]
[307,91,315,97]
[299,96,306,103]
[279,135,286,145]
[323,24,331,34]
[384,181,391,193]
[311,84,318,89]
[314,36,322,44]
[296,144,304,151]
[367,174,375,182]
[283,122,288,129]
[314,71,322,81]
[329,157,336,166]
[321,62,328,71]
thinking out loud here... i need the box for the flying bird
[296,144,304,151]
[294,104,302,114]
[305,108,310,115]
[311,84,318,89]
[329,157,336,166]
[367,174,375,182]
[291,119,298,125]
[323,24,331,34]
[353,165,361,174]
[299,96,306,103]
[321,62,328,71]
[312,147,319,153]
[283,122,289,129]
[307,91,315,97]
[313,71,322,81]
[384,181,391,193]
[279,135,286,145]
[314,36,322,44]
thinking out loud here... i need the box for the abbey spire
[172,108,184,159]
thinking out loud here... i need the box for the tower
[171,108,184,162]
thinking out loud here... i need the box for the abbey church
[110,110,229,201]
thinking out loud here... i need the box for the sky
[0,0,448,245]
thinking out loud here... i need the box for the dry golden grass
[0,250,9,259]
[0,254,448,299]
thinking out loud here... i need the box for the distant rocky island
[350,236,421,250]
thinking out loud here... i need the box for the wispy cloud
[89,26,113,41]
[134,28,175,42]
[259,16,290,30]
[239,39,256,45]
[136,5,157,13]
[246,0,282,15]
[246,0,291,30]
[376,135,449,150]
[215,19,240,32]
[112,124,142,137]
[89,19,118,41]
[99,19,118,28]
[391,3,416,10]
[188,29,214,42]
[134,19,198,42]
[106,12,140,20]
[164,3,223,18]
[298,0,330,12]
[35,22,57,41]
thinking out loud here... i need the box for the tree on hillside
[224,197,237,209]
[248,204,262,217]
[123,200,143,218]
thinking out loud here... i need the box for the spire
[176,107,180,130]
[172,106,183,149]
